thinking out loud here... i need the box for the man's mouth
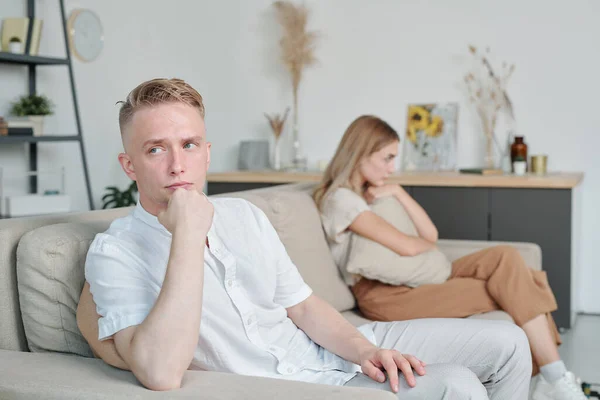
[167,182,193,190]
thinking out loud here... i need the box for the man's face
[118,103,210,215]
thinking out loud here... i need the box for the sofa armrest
[437,239,542,271]
[0,350,393,400]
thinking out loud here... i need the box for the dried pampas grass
[273,1,319,126]
[264,107,290,140]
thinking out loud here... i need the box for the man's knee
[490,322,532,373]
[421,364,487,399]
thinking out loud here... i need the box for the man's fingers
[405,354,426,376]
[362,362,385,383]
[393,353,416,388]
[381,355,400,392]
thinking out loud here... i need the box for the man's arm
[77,282,129,370]
[287,294,426,393]
[79,189,212,391]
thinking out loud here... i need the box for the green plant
[9,37,21,43]
[10,94,54,116]
[102,181,138,209]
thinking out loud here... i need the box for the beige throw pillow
[346,196,451,287]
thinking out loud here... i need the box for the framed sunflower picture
[402,103,459,171]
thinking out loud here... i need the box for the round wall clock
[67,9,104,62]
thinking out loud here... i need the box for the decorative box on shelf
[0,167,70,218]
[4,194,71,217]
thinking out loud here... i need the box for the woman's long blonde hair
[313,115,399,210]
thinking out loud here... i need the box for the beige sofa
[0,183,542,399]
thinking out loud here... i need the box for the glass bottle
[510,136,528,170]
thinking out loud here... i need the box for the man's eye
[149,147,163,154]
[184,143,197,149]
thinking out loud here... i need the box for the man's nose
[169,149,185,175]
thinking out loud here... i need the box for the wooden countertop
[207,171,584,189]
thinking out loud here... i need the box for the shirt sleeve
[85,234,159,341]
[246,201,313,309]
[320,188,370,244]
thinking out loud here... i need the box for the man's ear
[118,153,136,181]
[206,142,211,170]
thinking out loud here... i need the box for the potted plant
[9,37,22,53]
[512,155,527,176]
[101,181,138,209]
[9,94,54,137]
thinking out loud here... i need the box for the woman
[313,115,586,400]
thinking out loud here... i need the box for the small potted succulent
[512,155,527,176]
[9,94,54,137]
[9,37,22,53]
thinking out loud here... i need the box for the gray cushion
[346,196,452,287]
[16,222,108,356]
[0,207,131,352]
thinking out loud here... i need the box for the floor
[558,314,600,385]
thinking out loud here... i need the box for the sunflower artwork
[402,103,458,171]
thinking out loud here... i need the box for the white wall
[1,0,598,312]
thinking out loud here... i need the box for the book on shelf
[459,168,504,176]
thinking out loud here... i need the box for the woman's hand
[365,184,405,204]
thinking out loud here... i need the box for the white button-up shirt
[85,198,370,386]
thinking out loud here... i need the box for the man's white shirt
[85,198,375,386]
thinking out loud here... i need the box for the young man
[77,78,532,399]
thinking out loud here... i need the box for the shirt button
[247,316,253,325]
[287,367,293,374]
[227,280,233,287]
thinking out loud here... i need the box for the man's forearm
[126,226,205,385]
[289,295,375,365]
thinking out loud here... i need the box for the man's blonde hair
[117,78,205,134]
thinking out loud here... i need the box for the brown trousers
[351,245,561,375]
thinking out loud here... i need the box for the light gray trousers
[344,318,532,400]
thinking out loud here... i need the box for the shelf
[0,52,68,65]
[0,135,81,144]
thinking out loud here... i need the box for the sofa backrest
[4,183,355,355]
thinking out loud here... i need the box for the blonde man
[77,78,531,399]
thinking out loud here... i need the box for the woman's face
[359,140,399,187]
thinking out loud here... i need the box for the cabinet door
[409,187,489,240]
[490,188,572,329]
[207,182,282,195]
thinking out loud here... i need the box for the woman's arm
[349,210,435,257]
[392,187,438,243]
[366,185,438,243]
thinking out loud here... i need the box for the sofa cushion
[0,206,131,352]
[220,188,356,312]
[0,350,390,400]
[346,196,452,287]
[16,222,106,356]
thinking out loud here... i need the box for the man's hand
[158,188,213,235]
[359,346,426,393]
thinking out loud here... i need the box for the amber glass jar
[510,136,528,164]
